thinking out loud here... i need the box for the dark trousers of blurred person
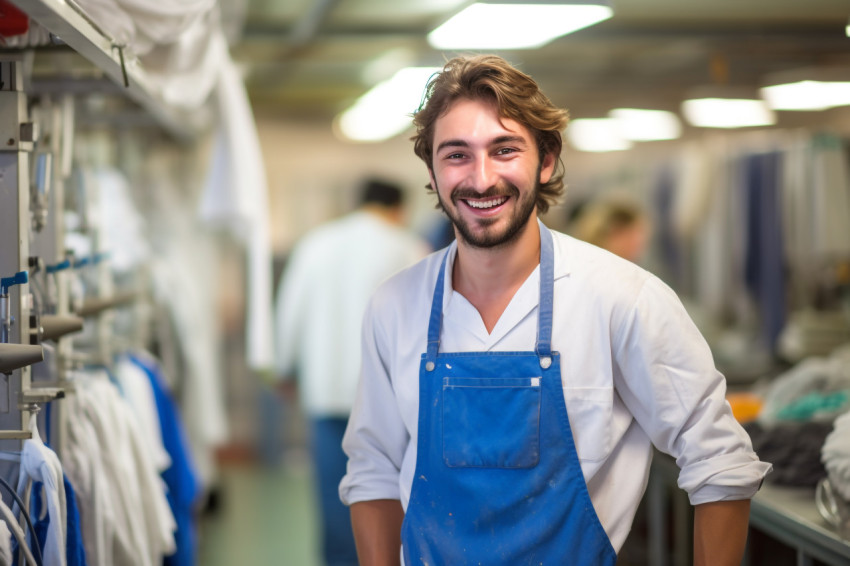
[311,417,358,566]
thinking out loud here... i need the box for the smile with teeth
[465,196,509,209]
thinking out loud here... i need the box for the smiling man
[339,55,771,566]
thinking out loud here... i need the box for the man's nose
[469,157,498,192]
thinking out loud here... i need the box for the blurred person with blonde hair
[571,197,651,263]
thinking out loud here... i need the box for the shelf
[9,0,209,142]
[750,483,850,566]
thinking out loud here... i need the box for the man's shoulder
[370,248,444,310]
[548,227,656,298]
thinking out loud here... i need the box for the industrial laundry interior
[0,0,849,565]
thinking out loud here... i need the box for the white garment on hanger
[113,356,171,472]
[0,499,36,566]
[64,381,118,566]
[15,415,66,566]
[0,520,10,566]
[73,370,176,566]
[198,48,274,372]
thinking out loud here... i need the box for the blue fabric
[743,152,786,352]
[129,354,201,566]
[653,166,684,288]
[310,417,358,566]
[64,475,88,566]
[403,222,617,565]
[22,482,47,566]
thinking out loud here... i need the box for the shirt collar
[441,220,573,313]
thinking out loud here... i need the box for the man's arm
[351,499,404,566]
[693,499,751,566]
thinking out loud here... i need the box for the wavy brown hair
[411,55,569,214]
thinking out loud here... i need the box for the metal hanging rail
[8,0,208,142]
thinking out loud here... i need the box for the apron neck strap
[535,218,554,358]
[426,219,555,362]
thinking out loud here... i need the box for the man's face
[429,98,555,249]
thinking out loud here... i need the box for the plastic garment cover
[110,0,216,54]
[822,410,850,501]
[71,0,215,56]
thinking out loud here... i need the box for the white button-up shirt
[275,210,429,416]
[340,227,771,551]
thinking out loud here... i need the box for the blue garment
[64,476,88,566]
[14,476,85,566]
[310,417,358,566]
[743,152,786,352]
[401,222,617,565]
[129,354,201,566]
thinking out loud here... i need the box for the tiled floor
[197,454,322,566]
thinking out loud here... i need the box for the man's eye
[496,147,517,155]
[446,153,465,159]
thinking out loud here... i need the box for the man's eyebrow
[435,135,529,153]
[435,139,469,153]
[492,135,528,146]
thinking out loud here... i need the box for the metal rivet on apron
[540,356,552,369]
[425,361,435,371]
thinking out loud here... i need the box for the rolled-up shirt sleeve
[612,276,772,505]
[339,293,410,506]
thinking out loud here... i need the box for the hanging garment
[15,415,66,566]
[63,386,118,566]
[130,351,202,566]
[742,151,787,352]
[64,476,88,566]
[198,47,274,373]
[113,356,171,474]
[0,520,9,566]
[0,498,36,566]
[401,224,617,565]
[87,372,177,566]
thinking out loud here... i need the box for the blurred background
[0,0,849,565]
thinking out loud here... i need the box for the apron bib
[401,221,616,565]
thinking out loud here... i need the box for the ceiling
[233,0,850,127]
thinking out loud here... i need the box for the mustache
[451,182,519,203]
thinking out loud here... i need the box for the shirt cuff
[677,452,773,506]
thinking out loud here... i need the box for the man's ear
[539,152,556,184]
[427,167,437,191]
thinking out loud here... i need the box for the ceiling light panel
[428,1,613,50]
[337,66,439,142]
[681,98,776,129]
[609,108,682,141]
[567,118,632,152]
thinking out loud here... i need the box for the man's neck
[452,219,541,333]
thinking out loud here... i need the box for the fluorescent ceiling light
[681,98,775,129]
[337,67,440,143]
[609,108,681,141]
[761,80,850,111]
[428,1,613,50]
[567,118,632,152]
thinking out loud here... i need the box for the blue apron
[401,222,617,565]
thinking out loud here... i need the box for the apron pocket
[442,376,541,468]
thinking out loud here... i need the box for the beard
[435,173,540,249]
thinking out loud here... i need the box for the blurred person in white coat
[274,177,428,566]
